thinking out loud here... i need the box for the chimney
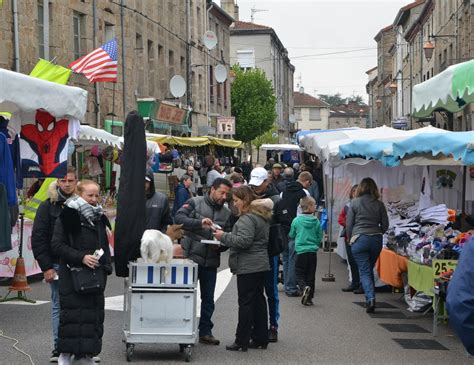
[221,0,239,21]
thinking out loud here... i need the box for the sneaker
[92,356,100,362]
[50,350,60,363]
[301,286,311,305]
[341,286,356,292]
[353,287,364,294]
[199,335,220,345]
[304,299,314,306]
[268,326,278,343]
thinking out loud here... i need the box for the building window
[180,56,185,73]
[148,40,155,96]
[169,50,174,67]
[236,50,255,69]
[105,22,115,42]
[158,44,164,64]
[309,108,321,120]
[295,108,302,121]
[38,2,45,58]
[209,65,214,102]
[73,12,85,59]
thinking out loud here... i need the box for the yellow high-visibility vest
[24,178,55,220]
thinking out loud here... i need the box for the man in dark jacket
[174,178,232,345]
[275,171,313,297]
[145,171,173,231]
[249,167,281,342]
[172,175,192,217]
[276,167,295,193]
[31,167,77,362]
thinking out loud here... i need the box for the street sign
[217,116,235,135]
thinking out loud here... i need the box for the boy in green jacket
[289,196,323,306]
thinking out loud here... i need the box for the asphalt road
[0,251,472,364]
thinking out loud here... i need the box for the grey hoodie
[346,194,389,239]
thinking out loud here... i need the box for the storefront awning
[146,134,242,148]
[260,144,303,151]
[413,59,474,118]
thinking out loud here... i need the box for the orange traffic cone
[9,257,31,292]
[0,257,35,303]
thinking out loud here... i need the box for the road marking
[0,300,49,306]
[105,268,233,312]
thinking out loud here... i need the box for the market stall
[260,143,303,165]
[0,69,88,279]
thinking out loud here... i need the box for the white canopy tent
[260,144,303,151]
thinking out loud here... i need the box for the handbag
[69,265,105,294]
[268,223,288,257]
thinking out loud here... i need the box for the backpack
[268,223,287,257]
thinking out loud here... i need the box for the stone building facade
[0,0,232,135]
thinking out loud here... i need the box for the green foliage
[231,66,277,143]
[318,93,366,106]
[252,126,278,149]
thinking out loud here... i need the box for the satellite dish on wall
[203,30,218,50]
[215,64,228,83]
[169,75,186,98]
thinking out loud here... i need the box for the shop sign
[156,103,187,125]
[217,116,235,135]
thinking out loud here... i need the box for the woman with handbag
[51,180,112,364]
[213,186,273,351]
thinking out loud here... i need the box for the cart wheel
[126,343,134,362]
[179,344,185,353]
[184,346,192,362]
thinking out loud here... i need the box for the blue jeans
[198,266,217,337]
[282,237,298,295]
[50,263,60,350]
[264,255,280,328]
[351,235,383,302]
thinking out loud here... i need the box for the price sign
[432,259,457,280]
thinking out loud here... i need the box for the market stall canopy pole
[0,68,87,121]
[114,111,147,277]
[412,59,474,118]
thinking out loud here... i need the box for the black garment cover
[114,111,147,277]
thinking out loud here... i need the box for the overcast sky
[220,0,410,101]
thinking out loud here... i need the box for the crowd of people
[29,154,390,363]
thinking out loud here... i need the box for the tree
[347,94,366,105]
[231,66,277,153]
[318,93,347,106]
[252,126,278,162]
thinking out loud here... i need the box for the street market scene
[1,0,474,364]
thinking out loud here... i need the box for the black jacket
[31,183,68,271]
[274,181,307,227]
[51,207,112,357]
[145,171,172,231]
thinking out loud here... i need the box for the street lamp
[423,40,435,61]
[389,82,398,94]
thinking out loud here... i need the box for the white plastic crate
[129,259,198,288]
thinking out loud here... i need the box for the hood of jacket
[145,171,156,199]
[255,183,279,200]
[297,213,318,228]
[286,181,303,193]
[249,198,273,221]
[48,181,74,204]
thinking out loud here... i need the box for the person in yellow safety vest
[24,178,56,220]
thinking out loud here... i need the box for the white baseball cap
[249,167,268,186]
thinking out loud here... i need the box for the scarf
[57,188,72,203]
[66,196,103,226]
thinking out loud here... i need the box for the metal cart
[123,259,198,362]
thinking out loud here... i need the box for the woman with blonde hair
[346,178,388,313]
[52,180,112,364]
[214,186,273,351]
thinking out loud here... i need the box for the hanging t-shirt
[431,166,462,210]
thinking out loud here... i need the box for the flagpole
[112,82,116,123]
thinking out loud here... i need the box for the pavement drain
[393,338,448,350]
[379,323,430,333]
[353,301,397,309]
[368,311,407,319]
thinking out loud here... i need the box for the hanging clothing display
[19,109,77,178]
[0,184,12,253]
[0,133,17,206]
[0,116,22,189]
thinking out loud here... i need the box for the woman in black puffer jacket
[51,180,112,364]
[214,186,273,352]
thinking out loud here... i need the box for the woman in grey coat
[346,178,389,314]
[214,186,272,351]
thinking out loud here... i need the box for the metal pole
[13,0,20,72]
[322,166,335,282]
[121,0,127,117]
[186,0,192,134]
[461,165,467,231]
[43,0,49,60]
[93,0,101,128]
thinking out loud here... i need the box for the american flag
[69,38,118,83]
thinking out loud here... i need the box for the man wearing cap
[270,163,285,188]
[145,171,173,231]
[249,167,281,343]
